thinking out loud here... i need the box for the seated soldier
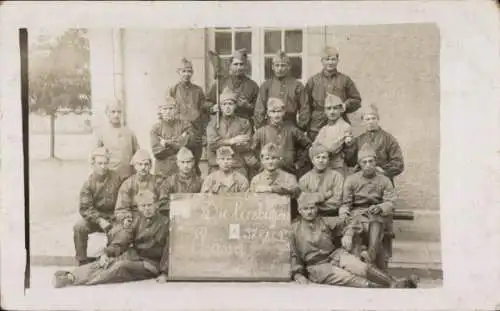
[299,144,344,217]
[206,87,257,179]
[291,193,418,288]
[53,191,170,288]
[151,96,196,178]
[73,147,124,266]
[164,147,202,194]
[252,97,311,177]
[313,93,353,177]
[250,143,300,198]
[340,144,396,267]
[114,149,169,215]
[201,146,249,194]
[344,104,404,185]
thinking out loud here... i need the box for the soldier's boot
[52,271,75,288]
[344,275,385,288]
[367,221,384,264]
[365,264,409,288]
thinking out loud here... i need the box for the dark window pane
[264,30,282,54]
[215,32,232,55]
[264,57,273,80]
[285,30,303,53]
[289,56,302,79]
[235,32,252,53]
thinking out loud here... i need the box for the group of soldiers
[53,46,418,289]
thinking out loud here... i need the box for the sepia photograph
[27,24,441,290]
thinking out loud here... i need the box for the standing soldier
[305,46,362,140]
[253,50,309,130]
[95,100,140,180]
[344,104,404,185]
[73,147,124,266]
[150,96,196,178]
[206,88,257,179]
[168,58,210,175]
[207,48,260,122]
[164,147,203,194]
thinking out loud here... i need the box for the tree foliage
[29,29,91,116]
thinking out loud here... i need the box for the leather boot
[365,264,400,288]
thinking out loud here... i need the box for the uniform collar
[322,69,339,78]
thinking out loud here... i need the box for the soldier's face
[138,200,158,218]
[160,105,177,121]
[92,155,109,176]
[134,160,151,176]
[268,108,285,125]
[106,106,122,125]
[359,156,377,177]
[362,114,380,131]
[178,68,193,82]
[324,102,344,121]
[312,152,329,171]
[217,156,234,172]
[272,62,290,78]
[221,101,236,116]
[322,55,339,72]
[261,154,280,171]
[177,158,195,174]
[230,59,246,76]
[121,212,133,228]
[298,204,318,221]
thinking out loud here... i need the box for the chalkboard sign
[168,193,292,281]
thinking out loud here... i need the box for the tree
[29,29,91,159]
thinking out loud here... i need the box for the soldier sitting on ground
[290,193,418,288]
[201,146,249,194]
[53,191,170,287]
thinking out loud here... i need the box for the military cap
[272,50,290,64]
[324,93,344,108]
[219,87,238,103]
[231,48,249,62]
[134,190,157,205]
[260,143,281,157]
[360,104,380,119]
[267,97,286,111]
[159,96,178,109]
[297,192,321,208]
[90,147,110,163]
[322,46,339,58]
[216,146,235,158]
[178,58,193,70]
[308,143,330,160]
[358,143,377,162]
[177,147,194,161]
[130,149,152,165]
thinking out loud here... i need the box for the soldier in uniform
[206,87,257,179]
[95,100,140,180]
[150,96,196,178]
[253,50,309,130]
[298,144,344,217]
[207,48,260,122]
[340,144,397,267]
[304,46,362,140]
[164,147,203,194]
[114,149,169,216]
[201,146,250,194]
[73,147,124,266]
[168,58,210,175]
[344,104,404,185]
[290,193,418,288]
[313,93,353,177]
[252,98,311,177]
[53,191,170,287]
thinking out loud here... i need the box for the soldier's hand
[338,207,350,218]
[231,135,250,145]
[99,254,110,268]
[210,105,220,113]
[376,166,385,174]
[255,185,272,193]
[98,219,111,232]
[294,274,310,284]
[368,205,382,215]
[341,235,353,251]
[156,273,168,284]
[344,135,353,145]
[237,97,250,107]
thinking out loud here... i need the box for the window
[263,29,303,80]
[214,27,253,76]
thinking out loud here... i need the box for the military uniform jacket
[314,119,352,170]
[207,75,260,121]
[150,119,195,177]
[206,115,253,168]
[79,170,124,223]
[169,81,210,133]
[164,172,203,194]
[298,169,344,214]
[254,76,309,129]
[115,174,169,214]
[250,169,300,197]
[305,70,362,132]
[201,170,249,194]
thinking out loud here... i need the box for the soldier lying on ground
[53,191,170,288]
[290,193,419,288]
[73,147,124,266]
[201,146,249,194]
